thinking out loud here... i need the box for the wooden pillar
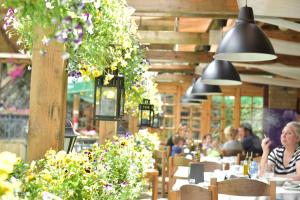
[234,88,241,128]
[27,29,67,162]
[128,115,139,134]
[99,121,117,144]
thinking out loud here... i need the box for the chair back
[222,149,243,157]
[168,156,191,194]
[200,161,223,172]
[180,185,213,200]
[153,147,168,197]
[210,178,276,200]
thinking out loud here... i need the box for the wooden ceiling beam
[149,64,195,72]
[139,30,209,44]
[146,50,213,63]
[146,50,300,67]
[128,0,238,18]
[237,0,300,19]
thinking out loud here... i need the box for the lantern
[139,99,154,127]
[94,70,125,121]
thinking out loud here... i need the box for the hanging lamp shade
[192,78,222,95]
[214,6,277,62]
[183,85,208,102]
[181,98,202,106]
[201,60,242,85]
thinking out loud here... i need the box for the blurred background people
[202,134,213,151]
[171,135,185,156]
[222,126,243,152]
[238,123,262,155]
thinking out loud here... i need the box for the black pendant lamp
[214,6,277,62]
[201,60,242,85]
[192,78,222,95]
[181,98,202,106]
[183,85,208,102]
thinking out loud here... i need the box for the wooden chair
[200,161,223,172]
[168,156,191,200]
[221,149,243,157]
[210,177,276,200]
[153,147,169,197]
[180,184,215,200]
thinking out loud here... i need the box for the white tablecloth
[173,167,300,200]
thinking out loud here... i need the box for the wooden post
[98,121,117,144]
[27,28,67,161]
[128,115,139,134]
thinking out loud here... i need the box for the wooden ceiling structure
[1,0,300,87]
[127,0,300,87]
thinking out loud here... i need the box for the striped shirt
[268,146,300,175]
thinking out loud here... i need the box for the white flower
[45,2,54,9]
[42,36,50,45]
[94,0,101,9]
[62,52,70,60]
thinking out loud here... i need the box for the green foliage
[10,131,159,199]
[2,0,161,114]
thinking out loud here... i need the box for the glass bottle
[243,152,249,176]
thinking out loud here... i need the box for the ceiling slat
[128,0,238,18]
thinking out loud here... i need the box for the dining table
[173,166,300,200]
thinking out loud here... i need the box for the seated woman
[171,135,185,156]
[222,126,243,155]
[260,121,300,180]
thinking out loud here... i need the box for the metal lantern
[139,99,154,127]
[152,113,163,128]
[94,71,125,121]
[64,121,77,153]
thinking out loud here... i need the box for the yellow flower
[0,180,13,196]
[93,70,102,77]
[0,152,19,180]
[25,174,34,182]
[42,174,52,182]
[110,61,118,71]
[79,65,90,76]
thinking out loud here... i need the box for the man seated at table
[238,123,263,155]
[171,135,185,156]
[260,121,300,180]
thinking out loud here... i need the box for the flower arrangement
[2,0,162,113]
[9,130,159,199]
[0,151,20,199]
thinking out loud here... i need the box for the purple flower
[104,184,113,191]
[62,16,72,24]
[120,181,128,187]
[83,13,92,25]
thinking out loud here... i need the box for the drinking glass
[264,164,274,180]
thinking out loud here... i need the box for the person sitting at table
[222,125,243,153]
[260,121,300,180]
[202,134,213,151]
[171,135,185,156]
[238,123,263,155]
[167,124,187,155]
[206,138,221,158]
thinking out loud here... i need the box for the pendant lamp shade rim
[201,60,242,86]
[192,78,222,95]
[214,6,276,62]
[201,79,242,86]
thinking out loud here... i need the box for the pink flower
[9,67,24,80]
